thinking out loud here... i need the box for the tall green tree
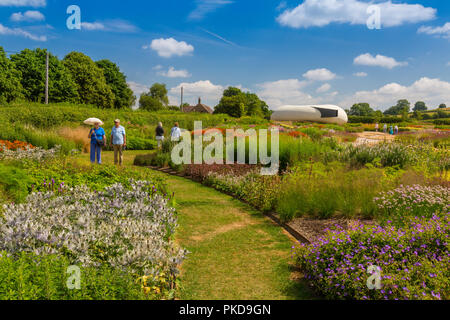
[384,99,411,116]
[0,47,23,103]
[149,83,169,106]
[139,95,164,111]
[11,48,79,103]
[63,52,114,108]
[439,104,447,109]
[96,59,135,109]
[413,101,427,112]
[349,103,375,116]
[214,87,270,118]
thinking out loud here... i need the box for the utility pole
[180,86,184,109]
[45,51,49,104]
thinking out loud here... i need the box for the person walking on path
[375,123,379,132]
[394,125,399,135]
[383,124,388,134]
[156,122,165,149]
[88,122,106,164]
[171,122,182,141]
[110,119,127,166]
[389,125,394,135]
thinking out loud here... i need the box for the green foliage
[214,87,271,119]
[11,48,79,104]
[0,252,149,300]
[63,52,114,108]
[0,47,23,103]
[384,99,411,116]
[0,123,78,154]
[96,59,135,109]
[139,83,169,110]
[439,104,447,109]
[277,164,386,220]
[414,101,427,112]
[139,95,165,111]
[294,215,449,300]
[349,103,375,116]
[0,163,31,202]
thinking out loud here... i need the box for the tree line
[138,83,272,119]
[348,100,448,120]
[0,47,135,109]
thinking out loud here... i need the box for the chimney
[198,97,201,105]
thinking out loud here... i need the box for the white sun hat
[84,118,104,126]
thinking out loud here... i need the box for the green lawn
[74,151,315,300]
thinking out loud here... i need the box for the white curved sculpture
[271,105,348,125]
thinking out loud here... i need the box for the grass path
[164,174,314,300]
[75,151,314,300]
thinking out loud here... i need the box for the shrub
[0,252,150,300]
[340,143,415,168]
[374,185,449,221]
[294,214,450,300]
[0,181,186,280]
[0,164,31,203]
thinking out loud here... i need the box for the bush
[294,215,449,300]
[0,181,186,293]
[374,185,449,221]
[434,119,450,126]
[0,253,149,300]
[0,164,31,202]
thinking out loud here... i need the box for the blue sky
[1,0,449,110]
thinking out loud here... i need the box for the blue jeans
[90,141,102,164]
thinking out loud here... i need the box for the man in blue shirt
[110,119,127,165]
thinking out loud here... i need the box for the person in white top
[170,122,182,141]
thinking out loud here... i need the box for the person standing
[375,123,379,132]
[383,124,388,133]
[171,122,182,141]
[110,119,126,166]
[155,122,165,149]
[389,125,394,135]
[394,125,399,135]
[88,122,106,164]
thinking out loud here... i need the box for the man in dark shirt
[156,122,165,149]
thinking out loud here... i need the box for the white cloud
[303,68,336,81]
[256,79,318,109]
[158,66,191,78]
[0,0,46,7]
[153,65,163,70]
[0,23,46,41]
[145,38,194,58]
[169,80,224,106]
[447,62,450,67]
[316,83,331,93]
[188,0,232,20]
[354,53,408,69]
[354,72,368,77]
[277,0,436,29]
[10,10,44,22]
[340,77,450,110]
[127,81,149,109]
[81,20,138,33]
[81,22,106,31]
[418,22,450,39]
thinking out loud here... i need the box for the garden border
[147,166,311,244]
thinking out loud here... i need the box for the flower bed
[0,144,61,161]
[0,180,186,298]
[0,140,34,151]
[294,214,449,300]
[185,163,257,181]
[375,185,450,220]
